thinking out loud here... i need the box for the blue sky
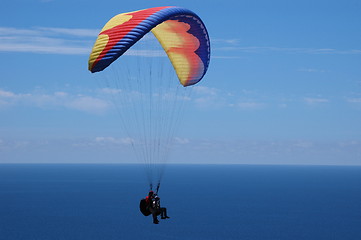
[0,0,360,165]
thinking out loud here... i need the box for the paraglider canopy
[88,6,210,86]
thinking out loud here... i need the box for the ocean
[0,164,360,240]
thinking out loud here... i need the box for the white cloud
[100,88,122,95]
[338,141,360,147]
[0,43,89,55]
[174,137,190,144]
[347,98,361,103]
[212,38,240,45]
[0,88,110,114]
[191,86,270,110]
[293,141,314,148]
[304,97,329,104]
[95,137,134,145]
[0,27,95,54]
[1,136,360,164]
[0,27,98,38]
[54,91,68,97]
[278,103,288,108]
[212,56,242,59]
[192,86,220,106]
[0,36,91,55]
[193,86,218,96]
[170,138,361,165]
[211,39,354,57]
[67,96,109,114]
[237,101,265,109]
[0,27,39,36]
[214,46,361,55]
[297,68,326,73]
[0,26,165,56]
[0,89,15,97]
[36,27,100,37]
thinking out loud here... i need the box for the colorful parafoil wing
[88,6,210,86]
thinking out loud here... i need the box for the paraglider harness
[139,183,160,216]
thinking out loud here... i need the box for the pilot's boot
[160,208,170,219]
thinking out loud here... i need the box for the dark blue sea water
[0,164,360,240]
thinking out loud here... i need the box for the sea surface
[0,164,360,240]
